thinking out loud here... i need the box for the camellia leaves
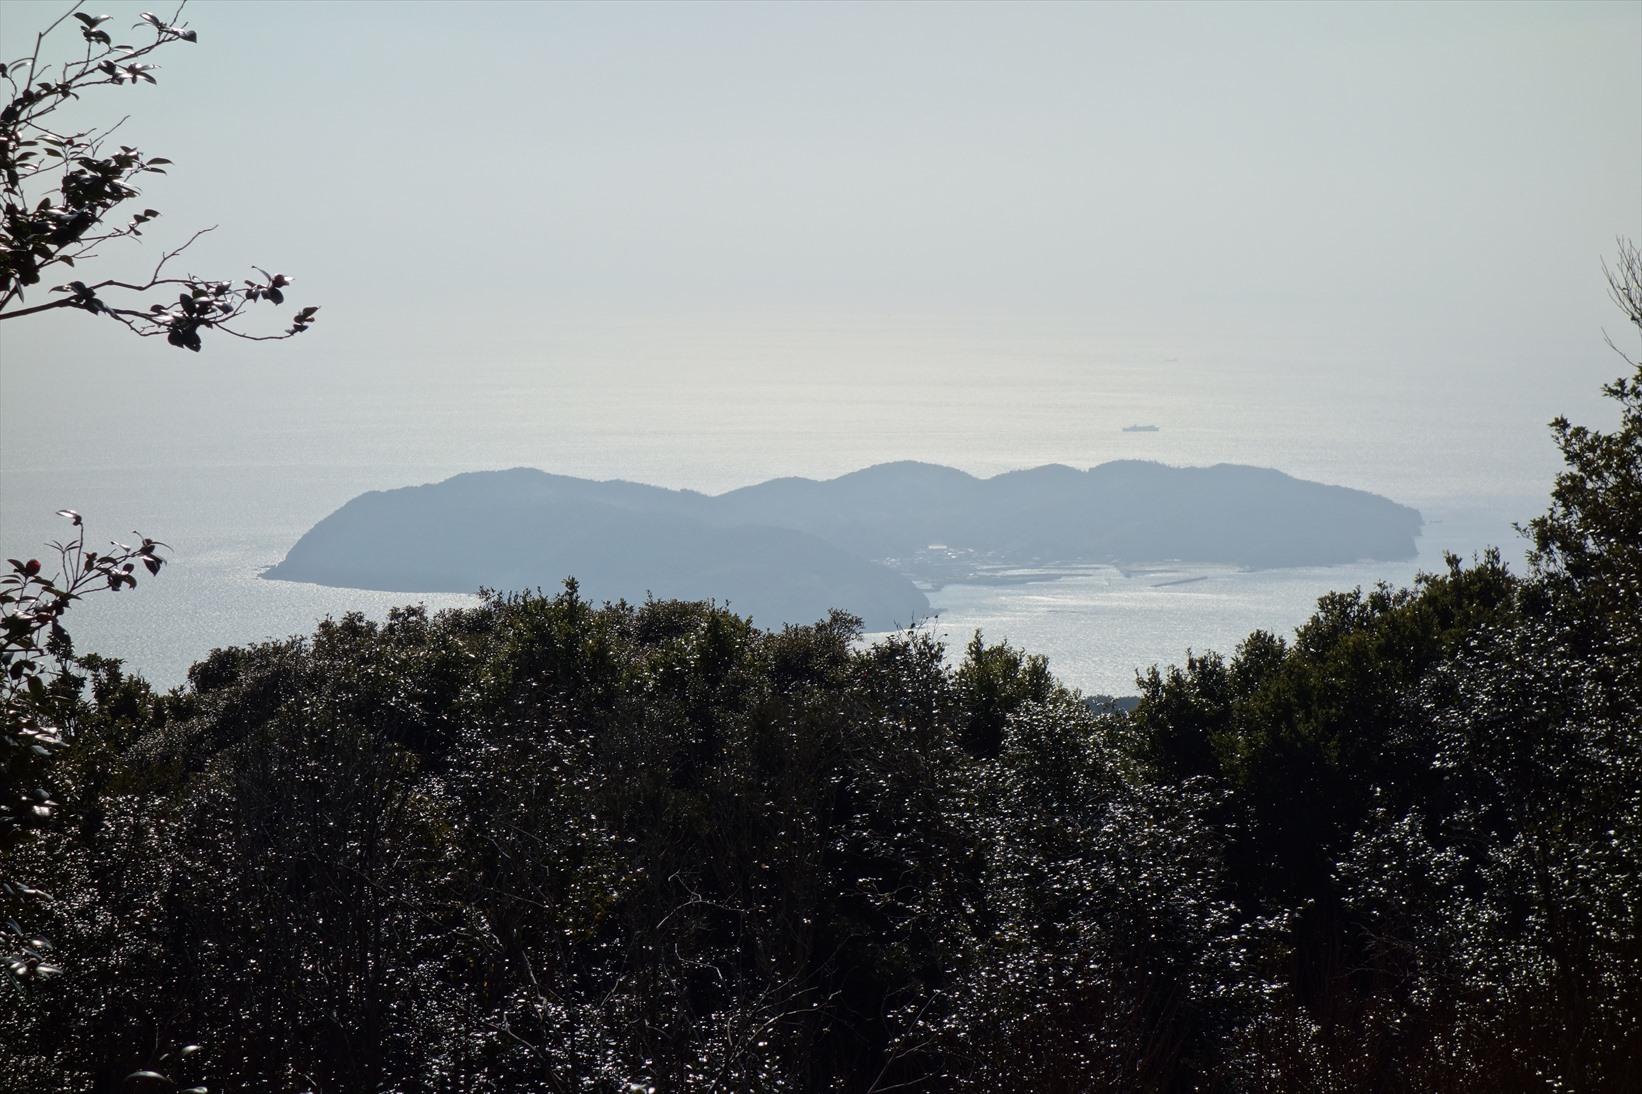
[0,16,311,350]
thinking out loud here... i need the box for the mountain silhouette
[265,461,1422,627]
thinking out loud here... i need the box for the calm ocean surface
[0,314,1600,696]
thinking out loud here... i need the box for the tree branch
[0,297,76,321]
[2,2,314,350]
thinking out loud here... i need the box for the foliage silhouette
[0,2,318,345]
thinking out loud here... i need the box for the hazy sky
[2,0,1637,365]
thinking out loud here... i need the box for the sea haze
[0,314,1598,696]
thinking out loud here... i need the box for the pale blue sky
[1,0,1637,364]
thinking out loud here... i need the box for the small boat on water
[1122,424,1160,432]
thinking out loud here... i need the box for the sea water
[0,313,1602,696]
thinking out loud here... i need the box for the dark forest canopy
[2,356,1638,1091]
[264,460,1421,629]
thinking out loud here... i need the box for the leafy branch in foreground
[2,509,166,841]
[1,511,165,996]
[0,2,318,348]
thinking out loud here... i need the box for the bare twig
[1600,238,1642,366]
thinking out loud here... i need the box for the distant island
[1122,424,1161,432]
[265,461,1422,629]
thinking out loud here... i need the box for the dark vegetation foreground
[3,366,1639,1094]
